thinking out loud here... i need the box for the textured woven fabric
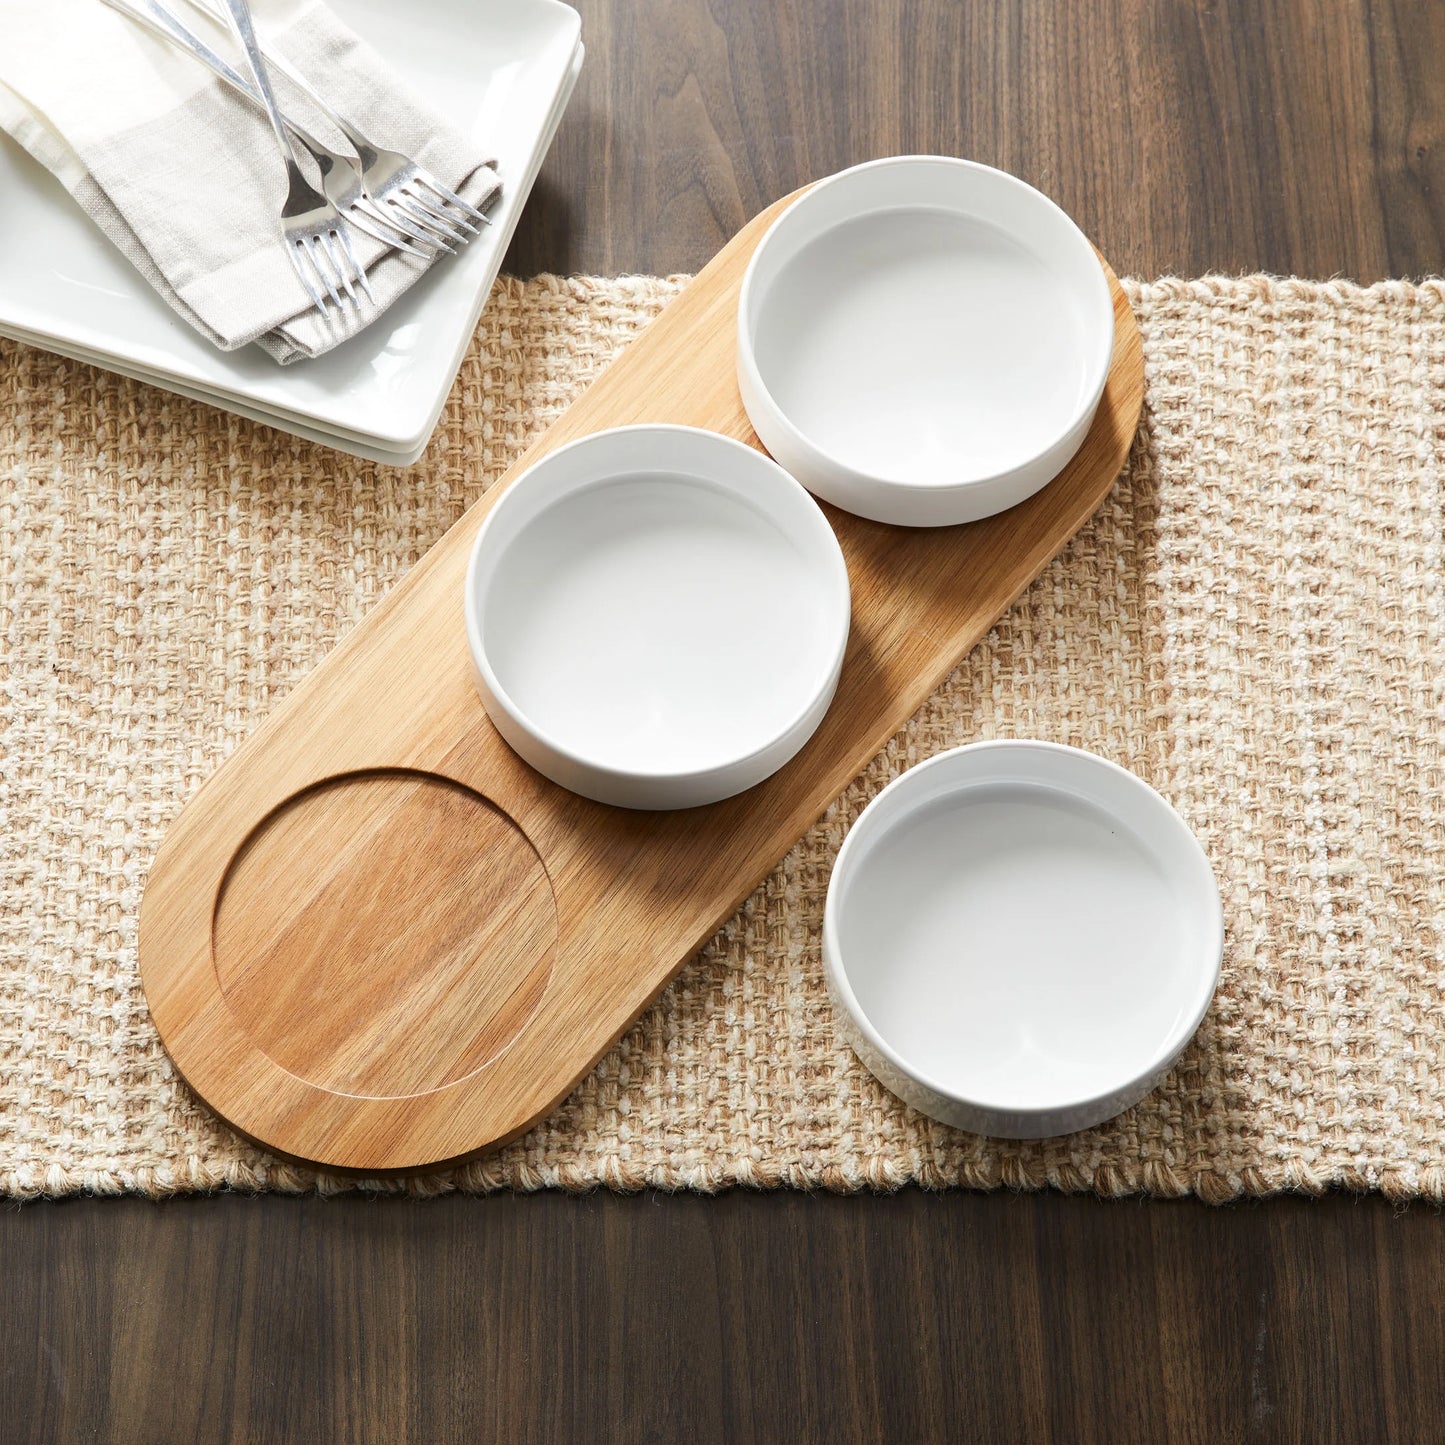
[2,273,1444,1200]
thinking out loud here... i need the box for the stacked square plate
[0,0,583,466]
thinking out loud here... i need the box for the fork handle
[215,0,300,168]
[177,0,367,152]
[101,0,331,159]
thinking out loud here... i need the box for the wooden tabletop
[7,1,1444,1440]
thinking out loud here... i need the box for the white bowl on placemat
[465,424,852,809]
[823,741,1223,1138]
[737,156,1116,526]
[0,0,583,466]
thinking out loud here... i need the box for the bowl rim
[822,739,1225,1120]
[463,422,853,788]
[737,154,1118,499]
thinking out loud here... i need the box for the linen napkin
[0,0,500,363]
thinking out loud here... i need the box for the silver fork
[103,0,431,261]
[178,0,493,248]
[215,0,369,316]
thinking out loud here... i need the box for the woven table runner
[3,274,1444,1201]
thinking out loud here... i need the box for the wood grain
[6,1190,1445,1443]
[11,0,1445,1433]
[140,198,1143,1171]
[507,0,1445,281]
[213,772,558,1097]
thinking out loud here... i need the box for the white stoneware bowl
[737,156,1116,527]
[465,424,851,810]
[823,741,1223,1137]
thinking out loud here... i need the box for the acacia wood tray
[138,194,1145,1173]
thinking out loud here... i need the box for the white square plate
[0,0,582,465]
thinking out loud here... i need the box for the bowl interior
[830,747,1220,1113]
[744,158,1113,488]
[473,432,848,779]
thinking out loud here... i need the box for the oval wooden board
[139,194,1145,1173]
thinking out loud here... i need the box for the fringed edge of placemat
[9,1159,1445,1205]
[1128,273,1445,305]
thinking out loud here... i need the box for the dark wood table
[6,2,1443,1439]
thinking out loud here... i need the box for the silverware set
[101,0,491,317]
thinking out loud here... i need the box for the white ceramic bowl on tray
[737,156,1116,526]
[465,424,852,809]
[823,741,1223,1138]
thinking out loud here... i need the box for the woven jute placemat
[3,273,1444,1201]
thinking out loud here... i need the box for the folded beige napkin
[0,0,500,362]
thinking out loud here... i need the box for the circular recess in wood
[211,770,557,1100]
